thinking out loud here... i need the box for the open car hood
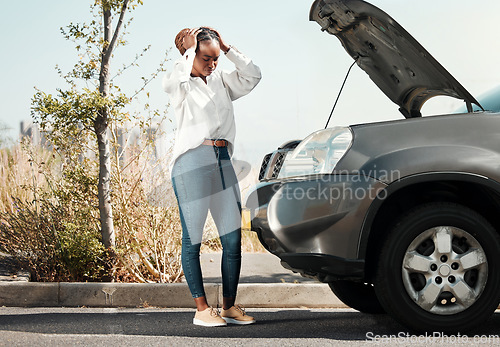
[310,0,482,118]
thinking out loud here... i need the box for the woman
[162,27,261,327]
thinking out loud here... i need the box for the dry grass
[0,140,55,214]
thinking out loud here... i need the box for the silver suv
[247,0,500,333]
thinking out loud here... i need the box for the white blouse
[162,46,262,169]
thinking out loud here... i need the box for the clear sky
[1,0,500,165]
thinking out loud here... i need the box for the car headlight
[278,127,353,178]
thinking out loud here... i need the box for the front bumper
[246,174,387,281]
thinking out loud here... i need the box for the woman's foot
[193,307,227,327]
[221,304,256,325]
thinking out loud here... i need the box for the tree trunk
[95,114,114,248]
[95,0,130,249]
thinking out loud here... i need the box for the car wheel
[374,202,500,333]
[328,280,385,314]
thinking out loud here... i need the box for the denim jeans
[171,144,242,299]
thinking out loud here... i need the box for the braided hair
[174,27,220,55]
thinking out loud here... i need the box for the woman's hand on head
[208,27,230,53]
[183,28,202,51]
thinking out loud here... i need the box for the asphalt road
[1,307,500,346]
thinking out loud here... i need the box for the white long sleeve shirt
[162,46,262,170]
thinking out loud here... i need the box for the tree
[94,0,131,249]
[31,0,161,249]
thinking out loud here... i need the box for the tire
[328,280,385,314]
[374,202,500,333]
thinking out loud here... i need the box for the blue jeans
[171,144,242,299]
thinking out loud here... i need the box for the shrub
[111,124,184,283]
[0,141,112,282]
[0,197,110,282]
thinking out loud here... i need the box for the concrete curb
[0,282,347,309]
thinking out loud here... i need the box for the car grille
[258,149,291,181]
[271,151,287,177]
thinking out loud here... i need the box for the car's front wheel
[374,202,500,333]
[328,280,385,314]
